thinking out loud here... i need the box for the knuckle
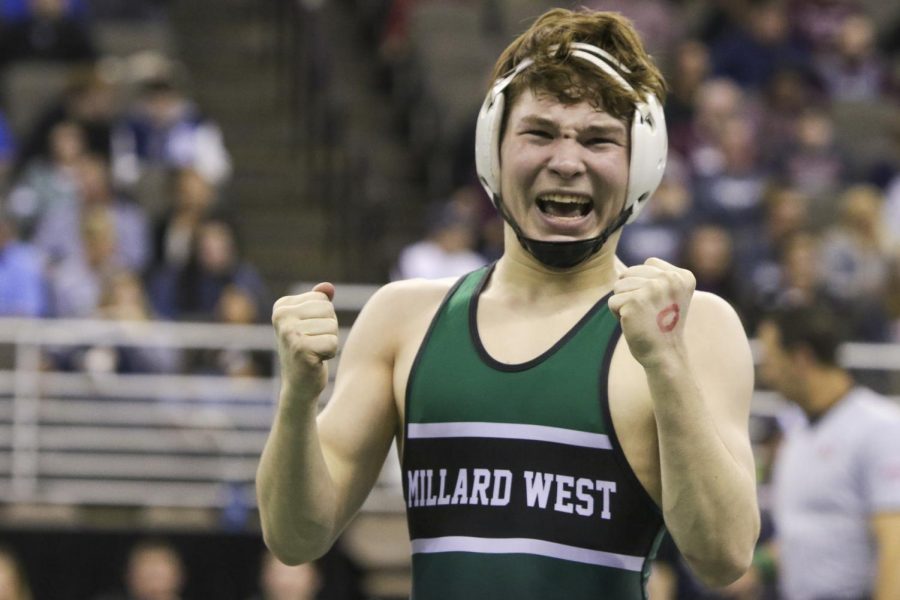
[272,305,291,323]
[683,269,697,288]
[272,295,292,310]
[663,270,680,287]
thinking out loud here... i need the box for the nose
[546,138,586,179]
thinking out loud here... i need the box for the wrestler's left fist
[608,257,696,368]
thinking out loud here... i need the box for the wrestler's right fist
[272,282,338,399]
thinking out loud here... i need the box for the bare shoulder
[684,291,754,400]
[361,277,457,322]
[685,291,749,347]
[346,277,459,353]
[370,277,457,304]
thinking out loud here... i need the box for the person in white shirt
[756,305,900,600]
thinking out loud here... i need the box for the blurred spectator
[13,65,119,173]
[392,196,486,280]
[710,0,809,90]
[757,66,821,167]
[0,211,45,316]
[0,109,14,186]
[148,218,268,321]
[93,538,186,600]
[33,153,149,271]
[683,78,754,177]
[681,222,742,308]
[664,39,711,156]
[755,304,900,600]
[45,206,119,317]
[777,108,846,219]
[247,551,322,600]
[618,153,693,266]
[581,0,680,56]
[747,229,845,326]
[737,184,811,327]
[774,231,827,308]
[62,269,181,374]
[789,0,863,56]
[185,284,272,377]
[819,184,892,340]
[815,13,889,101]
[7,119,87,237]
[112,73,232,190]
[0,545,32,600]
[0,0,96,67]
[95,269,154,322]
[692,115,768,239]
[0,0,85,21]
[152,167,217,270]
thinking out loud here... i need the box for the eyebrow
[518,115,557,129]
[517,115,627,136]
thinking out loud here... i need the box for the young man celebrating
[258,9,760,598]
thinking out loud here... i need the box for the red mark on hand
[656,303,680,333]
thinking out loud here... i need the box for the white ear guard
[474,42,667,224]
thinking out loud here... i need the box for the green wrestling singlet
[403,265,666,600]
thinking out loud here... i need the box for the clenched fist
[608,258,696,368]
[272,282,339,399]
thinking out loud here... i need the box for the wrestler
[258,9,759,598]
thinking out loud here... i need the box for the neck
[802,367,854,420]
[492,226,622,300]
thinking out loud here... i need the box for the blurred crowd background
[1,0,900,343]
[0,0,898,598]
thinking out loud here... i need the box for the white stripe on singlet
[411,536,644,571]
[406,422,612,450]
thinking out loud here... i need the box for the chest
[392,298,661,505]
[774,428,865,516]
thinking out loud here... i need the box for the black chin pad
[519,238,603,269]
[494,193,631,270]
[514,209,631,269]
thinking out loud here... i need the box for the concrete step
[250,246,343,293]
[237,213,337,291]
[220,115,293,139]
[167,0,419,286]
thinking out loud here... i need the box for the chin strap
[494,195,632,270]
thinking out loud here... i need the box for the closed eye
[584,137,620,147]
[523,129,553,139]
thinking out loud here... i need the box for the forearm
[646,348,759,585]
[875,565,900,600]
[875,535,900,600]
[256,382,338,564]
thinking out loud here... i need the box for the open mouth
[536,193,593,218]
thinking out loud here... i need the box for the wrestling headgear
[474,42,668,269]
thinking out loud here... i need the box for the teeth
[538,193,591,204]
[537,193,593,218]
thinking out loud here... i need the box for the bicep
[687,293,756,473]
[316,295,400,531]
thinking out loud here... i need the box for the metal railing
[1,293,898,515]
[0,318,279,510]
